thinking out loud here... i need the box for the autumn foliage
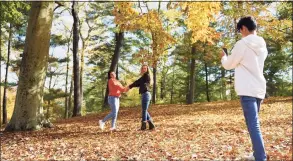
[1,97,292,160]
[113,2,176,67]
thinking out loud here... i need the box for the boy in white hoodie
[220,16,267,161]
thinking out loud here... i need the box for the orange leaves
[1,97,292,160]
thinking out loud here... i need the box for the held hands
[124,86,130,92]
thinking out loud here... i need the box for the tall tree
[173,2,221,104]
[2,23,12,124]
[5,2,55,131]
[103,32,124,108]
[204,62,210,102]
[0,1,30,125]
[78,3,90,109]
[113,2,175,104]
[71,1,81,117]
[187,46,196,104]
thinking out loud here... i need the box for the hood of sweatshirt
[242,34,267,55]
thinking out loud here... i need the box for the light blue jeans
[240,96,266,161]
[102,96,119,128]
[141,92,152,122]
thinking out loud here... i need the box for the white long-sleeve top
[221,34,268,99]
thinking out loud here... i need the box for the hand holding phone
[222,48,228,56]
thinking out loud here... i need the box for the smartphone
[222,48,228,56]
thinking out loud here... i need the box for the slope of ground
[1,97,292,160]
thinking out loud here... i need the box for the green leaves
[0,2,30,26]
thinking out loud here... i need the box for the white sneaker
[99,120,105,130]
[243,153,255,161]
[110,127,116,131]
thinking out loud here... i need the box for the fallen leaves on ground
[1,97,292,160]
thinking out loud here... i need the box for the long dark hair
[107,71,113,80]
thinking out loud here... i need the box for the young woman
[99,71,126,131]
[128,64,155,130]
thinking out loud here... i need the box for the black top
[129,73,151,94]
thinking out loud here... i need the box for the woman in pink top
[99,71,126,131]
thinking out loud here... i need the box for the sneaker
[242,153,255,161]
[110,127,116,131]
[99,120,105,130]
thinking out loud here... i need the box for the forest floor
[1,97,292,160]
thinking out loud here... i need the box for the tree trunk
[160,78,163,100]
[5,2,55,131]
[187,46,196,104]
[160,73,166,100]
[152,67,157,104]
[103,32,124,109]
[64,56,69,119]
[2,23,12,124]
[185,66,190,104]
[221,68,227,100]
[204,63,210,102]
[64,51,70,119]
[0,17,2,127]
[80,42,84,111]
[72,1,81,117]
[46,71,53,119]
[64,29,73,119]
[68,74,73,117]
[170,61,175,104]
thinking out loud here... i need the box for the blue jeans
[240,96,266,161]
[102,96,119,128]
[141,92,152,122]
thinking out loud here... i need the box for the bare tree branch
[54,1,65,12]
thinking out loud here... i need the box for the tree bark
[72,1,81,117]
[103,32,124,109]
[64,57,69,118]
[221,68,227,100]
[68,74,73,117]
[160,72,166,100]
[64,28,73,119]
[80,43,84,109]
[187,46,196,104]
[2,23,12,124]
[5,2,55,131]
[170,60,175,104]
[0,15,2,127]
[79,15,93,111]
[46,69,53,119]
[204,63,210,102]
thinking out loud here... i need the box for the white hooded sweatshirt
[221,34,268,99]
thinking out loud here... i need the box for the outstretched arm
[129,76,143,89]
[221,41,246,70]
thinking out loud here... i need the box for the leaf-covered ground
[1,97,292,160]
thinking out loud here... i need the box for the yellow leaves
[177,2,221,44]
[163,9,181,23]
[113,3,176,66]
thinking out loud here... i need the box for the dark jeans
[240,96,266,161]
[141,91,151,122]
